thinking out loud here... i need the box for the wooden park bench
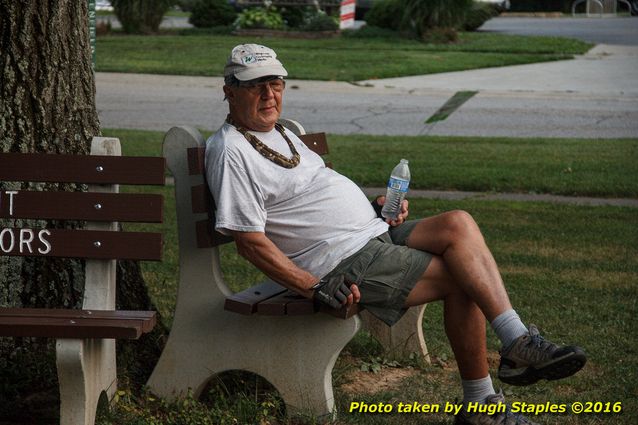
[147,121,429,419]
[0,137,165,425]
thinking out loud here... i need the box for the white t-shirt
[205,123,388,278]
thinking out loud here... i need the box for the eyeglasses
[238,79,286,94]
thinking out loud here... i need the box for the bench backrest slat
[0,228,162,261]
[0,153,165,185]
[299,133,328,155]
[0,191,163,222]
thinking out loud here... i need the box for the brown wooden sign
[0,190,163,222]
[0,227,162,261]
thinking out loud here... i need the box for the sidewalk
[360,188,638,208]
[358,44,638,95]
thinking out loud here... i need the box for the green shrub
[463,1,499,31]
[189,0,237,28]
[398,0,473,39]
[364,0,402,30]
[299,10,338,31]
[280,5,311,29]
[236,7,285,30]
[422,26,459,43]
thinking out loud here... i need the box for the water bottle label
[387,177,409,192]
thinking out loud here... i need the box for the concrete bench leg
[360,305,430,363]
[148,297,360,418]
[56,338,116,425]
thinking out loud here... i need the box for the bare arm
[231,230,317,298]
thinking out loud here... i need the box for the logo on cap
[241,55,257,65]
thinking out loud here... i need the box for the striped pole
[340,0,356,30]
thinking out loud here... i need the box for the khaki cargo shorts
[323,220,432,326]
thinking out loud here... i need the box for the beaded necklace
[226,115,300,169]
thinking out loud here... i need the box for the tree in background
[112,0,175,33]
[0,1,165,421]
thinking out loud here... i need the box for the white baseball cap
[224,44,288,81]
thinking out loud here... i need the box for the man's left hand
[375,196,409,226]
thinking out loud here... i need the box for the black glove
[312,275,352,309]
[371,198,383,219]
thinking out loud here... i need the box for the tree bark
[0,1,165,421]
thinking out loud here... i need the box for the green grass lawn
[103,196,638,424]
[95,32,592,81]
[106,128,638,198]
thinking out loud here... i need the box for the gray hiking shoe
[498,325,586,386]
[454,391,539,425]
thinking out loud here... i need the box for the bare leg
[404,255,488,380]
[405,210,512,321]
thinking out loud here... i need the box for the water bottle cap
[400,159,408,163]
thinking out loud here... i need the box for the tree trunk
[0,1,165,421]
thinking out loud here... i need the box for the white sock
[491,309,529,350]
[462,375,495,404]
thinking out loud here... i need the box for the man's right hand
[312,275,354,309]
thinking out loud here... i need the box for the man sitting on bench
[205,44,586,425]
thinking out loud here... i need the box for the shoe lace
[520,328,556,362]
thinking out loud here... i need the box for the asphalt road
[479,16,638,45]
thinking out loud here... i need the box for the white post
[339,0,356,30]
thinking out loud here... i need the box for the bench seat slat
[224,281,287,315]
[0,308,157,332]
[0,191,163,222]
[0,309,157,339]
[0,153,165,185]
[225,282,359,318]
[256,291,317,316]
[0,228,163,261]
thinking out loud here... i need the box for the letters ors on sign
[0,191,52,255]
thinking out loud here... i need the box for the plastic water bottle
[381,159,410,220]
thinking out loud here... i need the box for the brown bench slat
[0,191,163,222]
[0,228,162,261]
[0,318,144,339]
[0,153,165,185]
[224,281,287,315]
[256,291,317,316]
[195,219,234,248]
[225,282,359,318]
[299,133,328,156]
[191,184,212,214]
[0,308,157,333]
[188,147,206,176]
